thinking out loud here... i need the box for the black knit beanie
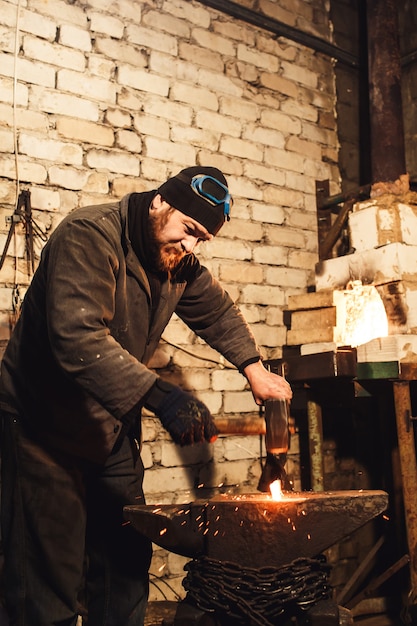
[157,166,231,235]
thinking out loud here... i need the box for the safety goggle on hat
[158,167,233,235]
[190,174,233,221]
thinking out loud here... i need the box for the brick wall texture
[0,0,340,599]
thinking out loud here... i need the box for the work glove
[145,379,218,446]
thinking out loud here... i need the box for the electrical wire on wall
[1,0,47,331]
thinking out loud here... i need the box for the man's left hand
[243,360,292,405]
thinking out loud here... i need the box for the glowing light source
[270,480,283,501]
[337,281,388,347]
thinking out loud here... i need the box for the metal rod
[393,381,417,600]
[214,416,265,435]
[196,0,359,68]
[307,398,324,492]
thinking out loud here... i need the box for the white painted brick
[170,125,218,151]
[140,443,153,470]
[117,65,169,97]
[195,110,241,137]
[58,24,91,52]
[260,108,301,135]
[0,75,28,107]
[252,322,286,347]
[212,369,247,392]
[179,369,211,393]
[268,224,304,251]
[197,390,223,415]
[223,390,257,413]
[223,435,260,461]
[0,25,16,53]
[57,69,116,104]
[162,318,194,345]
[83,172,109,195]
[143,97,193,125]
[170,82,218,111]
[239,304,262,324]
[89,12,124,39]
[0,286,14,310]
[1,55,55,88]
[116,129,142,153]
[30,187,61,211]
[213,19,256,46]
[95,37,147,68]
[266,266,310,289]
[161,441,213,468]
[287,207,317,230]
[19,8,57,41]
[228,176,263,202]
[179,42,223,72]
[191,28,235,58]
[19,134,82,166]
[0,179,18,204]
[197,68,242,98]
[253,245,288,265]
[265,306,284,326]
[87,54,115,80]
[143,9,190,39]
[286,135,321,159]
[0,103,47,132]
[138,157,168,183]
[56,117,114,147]
[86,149,139,176]
[144,137,196,165]
[126,24,178,56]
[133,113,170,140]
[282,60,318,89]
[0,1,21,29]
[241,284,285,306]
[302,120,335,144]
[252,203,285,224]
[237,43,279,72]
[111,177,148,198]
[105,108,132,129]
[143,465,195,494]
[163,0,211,28]
[30,86,99,121]
[0,157,47,184]
[30,0,87,27]
[23,36,86,71]
[243,124,285,149]
[221,219,263,242]
[200,457,255,488]
[289,249,318,269]
[281,99,318,123]
[48,166,89,191]
[219,96,259,121]
[264,186,304,209]
[148,50,188,82]
[264,146,305,175]
[244,163,285,186]
[206,238,251,262]
[220,137,263,162]
[0,127,13,152]
[260,71,298,97]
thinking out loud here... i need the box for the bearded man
[0,166,292,626]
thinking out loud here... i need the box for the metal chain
[182,554,331,625]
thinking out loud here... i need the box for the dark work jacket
[0,192,261,463]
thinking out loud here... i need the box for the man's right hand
[146,380,218,446]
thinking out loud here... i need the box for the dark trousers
[1,416,152,626]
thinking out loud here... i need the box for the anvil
[124,489,388,569]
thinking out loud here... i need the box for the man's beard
[148,208,186,272]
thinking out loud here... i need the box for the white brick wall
[0,0,340,596]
